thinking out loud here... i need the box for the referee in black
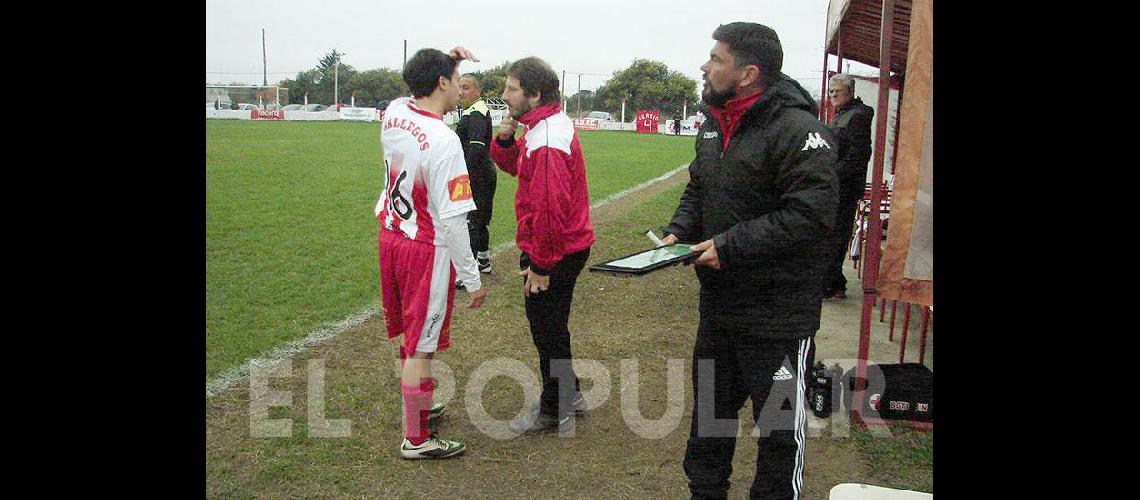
[456,73,497,276]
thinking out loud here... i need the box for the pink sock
[401,380,434,444]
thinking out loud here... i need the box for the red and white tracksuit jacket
[490,102,595,274]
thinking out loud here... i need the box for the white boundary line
[587,163,688,210]
[205,163,689,398]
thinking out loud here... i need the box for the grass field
[206,172,934,497]
[206,119,934,497]
[206,120,695,382]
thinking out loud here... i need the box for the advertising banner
[635,110,659,134]
[339,107,378,122]
[572,118,600,130]
[663,119,701,136]
[489,109,507,126]
[251,109,285,120]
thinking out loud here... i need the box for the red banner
[635,110,659,134]
[572,118,600,130]
[251,109,285,120]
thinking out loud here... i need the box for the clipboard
[588,243,698,276]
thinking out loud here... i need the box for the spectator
[822,73,874,299]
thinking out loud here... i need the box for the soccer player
[375,45,486,459]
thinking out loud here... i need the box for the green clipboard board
[588,243,698,276]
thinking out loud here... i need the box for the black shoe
[508,408,573,434]
[508,393,586,434]
[477,257,492,274]
[571,392,587,414]
[522,392,587,415]
[455,280,465,291]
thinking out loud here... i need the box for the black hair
[712,22,783,88]
[507,57,561,105]
[403,49,458,98]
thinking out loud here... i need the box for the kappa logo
[703,131,719,140]
[772,366,793,381]
[801,132,831,151]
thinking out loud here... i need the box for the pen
[645,228,666,247]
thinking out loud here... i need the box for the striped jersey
[375,97,475,246]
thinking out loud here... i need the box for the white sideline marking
[206,306,378,398]
[205,163,689,398]
[588,164,688,210]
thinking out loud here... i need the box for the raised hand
[498,116,519,140]
[448,46,479,63]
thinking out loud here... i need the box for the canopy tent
[822,0,933,429]
[825,0,914,74]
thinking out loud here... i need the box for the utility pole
[562,70,566,110]
[403,40,407,71]
[334,52,345,108]
[262,29,268,87]
[577,74,582,118]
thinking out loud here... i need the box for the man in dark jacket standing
[456,73,497,275]
[823,73,874,299]
[660,22,838,499]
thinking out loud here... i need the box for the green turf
[852,425,934,492]
[206,120,693,381]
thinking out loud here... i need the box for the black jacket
[830,97,874,195]
[456,98,493,171]
[663,76,839,337]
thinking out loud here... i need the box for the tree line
[261,50,700,117]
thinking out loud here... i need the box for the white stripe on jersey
[375,97,475,246]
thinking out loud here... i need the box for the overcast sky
[206,0,878,98]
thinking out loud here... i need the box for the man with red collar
[490,56,595,434]
[660,23,838,499]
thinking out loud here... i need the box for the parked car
[283,104,304,111]
[586,111,615,121]
[236,103,259,110]
[301,103,327,112]
[207,101,233,110]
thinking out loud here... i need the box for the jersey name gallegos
[384,117,432,151]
